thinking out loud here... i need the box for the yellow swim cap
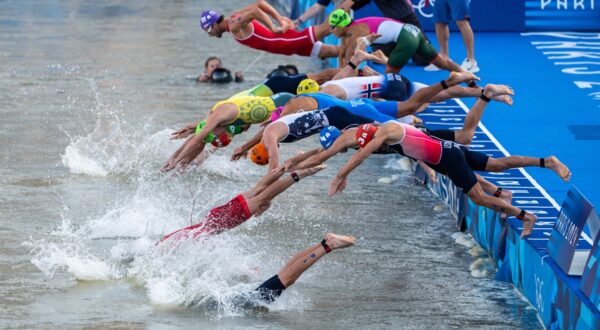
[296,79,320,95]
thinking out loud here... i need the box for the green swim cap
[195,120,216,143]
[328,9,351,29]
[226,125,243,135]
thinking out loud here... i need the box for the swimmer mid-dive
[161,92,294,172]
[327,90,572,238]
[254,72,478,171]
[328,9,463,74]
[159,153,326,244]
[230,233,355,309]
[200,1,338,58]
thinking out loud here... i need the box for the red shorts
[158,194,251,244]
[234,20,317,56]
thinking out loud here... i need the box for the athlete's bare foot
[324,233,356,250]
[351,48,381,65]
[446,71,479,85]
[545,156,572,181]
[412,115,423,125]
[297,164,327,179]
[493,95,513,106]
[500,189,513,220]
[371,49,388,64]
[483,84,515,98]
[521,212,538,238]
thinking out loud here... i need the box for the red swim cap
[249,143,269,165]
[355,124,378,148]
[211,132,231,147]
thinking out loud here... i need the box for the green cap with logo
[195,120,216,143]
[328,9,351,29]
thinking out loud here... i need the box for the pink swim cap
[271,106,284,122]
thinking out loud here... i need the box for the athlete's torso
[322,75,385,100]
[386,121,443,164]
[213,95,275,125]
[352,17,404,44]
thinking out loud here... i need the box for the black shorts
[428,141,478,193]
[461,146,489,172]
[429,129,456,142]
[255,274,285,303]
[264,74,308,95]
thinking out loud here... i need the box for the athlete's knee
[455,131,473,145]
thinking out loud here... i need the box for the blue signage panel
[547,186,597,275]
[582,232,600,310]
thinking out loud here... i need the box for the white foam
[378,177,393,184]
[455,236,475,248]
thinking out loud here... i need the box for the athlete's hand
[366,33,382,44]
[171,123,197,140]
[230,147,248,161]
[280,17,294,32]
[329,175,347,196]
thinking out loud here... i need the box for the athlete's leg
[435,23,450,58]
[276,233,355,287]
[456,19,475,61]
[246,165,326,214]
[242,168,287,199]
[429,86,512,105]
[317,44,340,58]
[307,68,340,85]
[396,71,478,117]
[430,53,464,73]
[453,84,514,144]
[466,183,537,238]
[313,19,334,40]
[486,156,572,181]
[476,174,513,218]
[333,49,384,80]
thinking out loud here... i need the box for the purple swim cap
[200,10,221,30]
[271,106,284,122]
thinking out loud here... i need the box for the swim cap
[211,132,231,147]
[225,125,243,135]
[355,124,378,148]
[329,9,352,29]
[267,68,289,79]
[320,126,341,149]
[271,106,284,122]
[296,79,319,95]
[211,68,232,83]
[249,143,269,165]
[270,92,294,107]
[195,120,216,143]
[200,10,221,30]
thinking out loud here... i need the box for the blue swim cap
[319,126,341,149]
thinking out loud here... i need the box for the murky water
[0,1,542,328]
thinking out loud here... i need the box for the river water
[0,0,542,328]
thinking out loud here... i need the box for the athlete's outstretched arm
[262,122,286,172]
[254,0,292,32]
[162,110,231,172]
[292,130,356,171]
[232,1,281,33]
[231,127,265,161]
[329,133,387,196]
[170,121,200,140]
[279,148,322,171]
